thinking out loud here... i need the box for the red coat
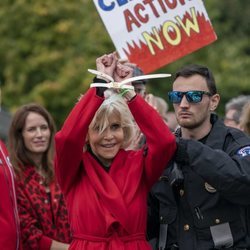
[0,140,20,250]
[15,166,71,250]
[55,88,176,250]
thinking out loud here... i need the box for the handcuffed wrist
[93,77,108,97]
[122,90,136,102]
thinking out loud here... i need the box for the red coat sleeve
[0,140,20,250]
[55,88,103,194]
[128,95,176,187]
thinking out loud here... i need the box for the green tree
[0,0,113,127]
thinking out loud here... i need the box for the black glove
[174,137,189,164]
[93,77,108,97]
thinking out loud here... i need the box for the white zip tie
[88,69,114,82]
[120,73,171,85]
[90,82,134,90]
[88,69,171,90]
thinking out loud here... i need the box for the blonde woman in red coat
[0,140,20,249]
[8,104,71,250]
[55,53,176,250]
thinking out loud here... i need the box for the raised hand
[96,52,117,80]
[113,62,133,83]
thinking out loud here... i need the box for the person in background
[165,111,178,132]
[131,66,147,98]
[240,102,250,135]
[8,103,71,250]
[0,139,20,250]
[224,95,250,129]
[54,52,176,250]
[145,94,169,124]
[148,64,250,250]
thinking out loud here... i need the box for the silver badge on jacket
[205,182,217,193]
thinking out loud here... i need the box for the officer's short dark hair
[174,64,217,95]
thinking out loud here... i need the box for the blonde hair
[89,90,136,149]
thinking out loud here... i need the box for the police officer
[147,64,250,250]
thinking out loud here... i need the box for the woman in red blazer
[54,53,176,250]
[0,140,20,250]
[8,104,71,250]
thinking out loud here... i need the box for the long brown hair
[8,103,56,183]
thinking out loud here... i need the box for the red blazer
[15,166,71,250]
[55,88,176,250]
[0,140,20,250]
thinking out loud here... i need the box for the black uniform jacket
[148,114,250,250]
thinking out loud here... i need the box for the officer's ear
[209,93,220,112]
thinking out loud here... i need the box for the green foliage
[0,0,249,128]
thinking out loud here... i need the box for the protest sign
[93,0,217,73]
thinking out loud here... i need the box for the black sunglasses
[168,91,212,103]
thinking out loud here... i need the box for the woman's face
[22,112,51,156]
[88,113,124,166]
